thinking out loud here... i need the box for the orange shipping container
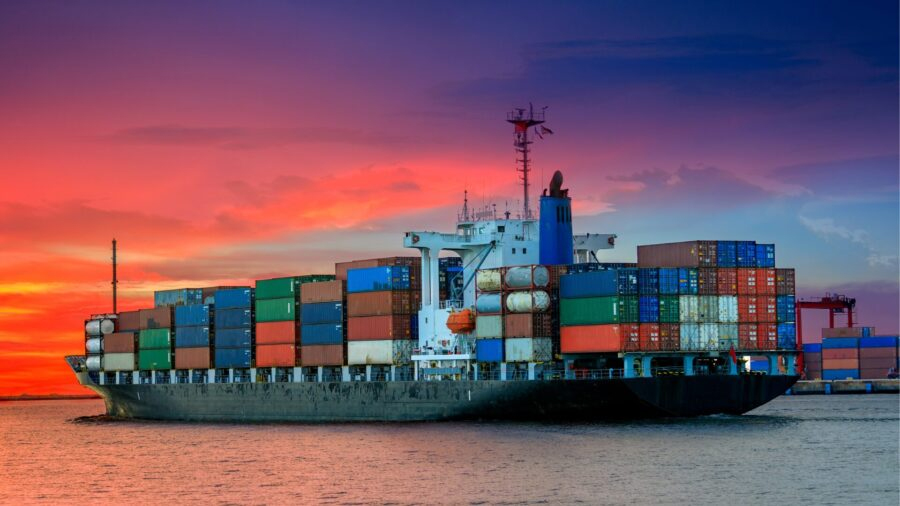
[256,321,299,345]
[347,290,417,317]
[639,324,661,351]
[300,344,344,366]
[756,296,777,323]
[822,358,859,370]
[822,348,858,360]
[757,323,777,350]
[347,315,411,341]
[560,325,622,353]
[175,347,211,370]
[300,280,345,303]
[256,344,297,367]
[756,268,776,295]
[736,268,757,295]
[738,323,759,350]
[105,332,137,353]
[717,268,738,295]
[738,296,758,323]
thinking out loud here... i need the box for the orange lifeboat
[446,308,475,334]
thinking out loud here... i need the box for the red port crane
[795,293,857,374]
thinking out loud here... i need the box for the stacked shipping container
[822,337,860,380]
[213,288,253,368]
[859,336,899,379]
[346,266,419,365]
[255,277,301,367]
[815,331,897,380]
[174,304,213,369]
[300,280,345,366]
[138,307,173,370]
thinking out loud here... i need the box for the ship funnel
[539,170,574,265]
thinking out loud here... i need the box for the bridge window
[523,247,527,254]
[512,248,516,254]
[497,225,505,232]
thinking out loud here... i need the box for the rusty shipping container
[300,344,344,366]
[637,241,718,268]
[175,347,211,370]
[104,332,137,353]
[659,323,680,351]
[335,256,419,281]
[822,327,874,338]
[139,307,172,330]
[256,344,298,367]
[347,290,419,317]
[775,268,795,295]
[117,310,141,332]
[698,268,718,295]
[503,313,553,338]
[756,296,777,323]
[717,268,738,295]
[347,315,412,341]
[736,268,757,295]
[256,321,299,345]
[300,280,345,304]
[756,268,776,295]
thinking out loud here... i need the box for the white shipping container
[475,315,503,338]
[698,296,719,323]
[718,296,738,323]
[679,296,699,322]
[504,337,552,362]
[103,353,136,371]
[680,323,700,350]
[700,323,719,349]
[347,340,412,365]
[718,323,739,350]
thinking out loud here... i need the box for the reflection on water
[1,395,897,504]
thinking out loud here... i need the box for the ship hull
[82,375,798,422]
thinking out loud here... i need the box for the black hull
[85,375,799,422]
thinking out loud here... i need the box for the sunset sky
[0,1,897,395]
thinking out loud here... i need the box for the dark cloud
[768,155,899,196]
[103,125,407,149]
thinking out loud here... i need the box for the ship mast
[506,104,545,220]
[112,238,118,313]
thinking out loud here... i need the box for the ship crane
[795,293,857,374]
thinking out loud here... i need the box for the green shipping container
[560,296,618,326]
[139,348,171,370]
[256,297,298,322]
[139,328,171,349]
[659,296,680,323]
[256,275,336,300]
[618,296,639,323]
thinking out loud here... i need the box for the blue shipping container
[776,295,796,323]
[822,337,859,349]
[756,244,775,268]
[175,304,212,327]
[215,308,252,329]
[678,268,699,295]
[639,296,659,323]
[777,323,796,349]
[658,268,679,295]
[347,266,411,293]
[476,338,503,362]
[214,288,253,309]
[716,241,737,267]
[154,288,203,308]
[300,302,343,324]
[822,369,859,380]
[638,268,659,294]
[860,336,899,348]
[216,328,252,348]
[215,347,252,368]
[803,343,822,353]
[300,323,343,345]
[560,271,617,298]
[616,268,639,295]
[736,241,757,268]
[175,326,211,347]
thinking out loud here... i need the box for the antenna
[112,238,118,313]
[507,104,546,220]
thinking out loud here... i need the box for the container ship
[66,107,800,421]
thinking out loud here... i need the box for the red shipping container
[804,352,822,371]
[822,348,857,360]
[858,357,897,369]
[175,347,211,370]
[698,268,718,295]
[347,291,416,316]
[860,368,895,379]
[658,323,680,351]
[738,296,758,323]
[859,347,898,360]
[300,344,344,366]
[300,280,344,303]
[560,325,622,353]
[639,324,661,351]
[738,323,759,350]
[717,268,738,295]
[504,313,553,338]
[105,332,137,353]
[757,323,777,350]
[756,296,777,323]
[256,344,297,367]
[756,268,776,295]
[775,268,795,295]
[139,307,172,330]
[117,310,141,331]
[736,268,757,295]
[621,324,640,351]
[347,315,411,341]
[256,321,299,345]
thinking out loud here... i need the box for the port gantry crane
[795,293,857,374]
